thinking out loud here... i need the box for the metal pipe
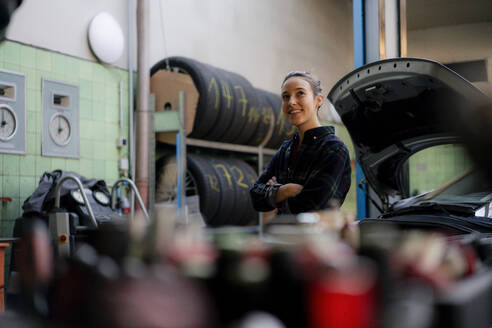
[258,146,264,236]
[378,0,386,59]
[111,177,150,222]
[135,0,150,208]
[186,138,276,155]
[127,0,136,217]
[354,0,367,219]
[399,0,407,57]
[119,80,123,128]
[256,113,274,235]
[178,91,187,221]
[176,133,182,215]
[54,175,98,228]
[384,0,400,59]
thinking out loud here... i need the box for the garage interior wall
[0,41,130,267]
[408,21,492,85]
[0,0,356,250]
[5,0,130,69]
[148,0,354,94]
[7,0,354,94]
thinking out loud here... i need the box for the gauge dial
[0,105,17,141]
[49,114,71,146]
[94,191,110,205]
[71,189,84,204]
[70,189,92,205]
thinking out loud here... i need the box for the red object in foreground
[0,243,9,312]
[308,268,377,328]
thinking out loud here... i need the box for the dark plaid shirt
[250,126,351,214]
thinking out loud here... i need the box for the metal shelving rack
[154,91,277,235]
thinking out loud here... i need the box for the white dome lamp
[88,12,125,64]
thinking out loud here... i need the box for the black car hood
[328,58,488,208]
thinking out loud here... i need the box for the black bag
[22,170,111,218]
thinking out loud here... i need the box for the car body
[328,57,492,234]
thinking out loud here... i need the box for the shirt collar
[292,126,335,144]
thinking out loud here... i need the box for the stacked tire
[156,154,258,227]
[151,56,296,148]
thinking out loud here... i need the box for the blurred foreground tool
[8,196,492,328]
[392,231,478,290]
[358,224,492,328]
[0,242,9,312]
[308,258,377,328]
[266,207,359,250]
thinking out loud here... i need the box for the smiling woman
[250,71,352,216]
[281,71,323,135]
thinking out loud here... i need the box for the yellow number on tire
[231,166,249,188]
[208,77,220,110]
[215,163,233,189]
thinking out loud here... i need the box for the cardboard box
[151,70,199,144]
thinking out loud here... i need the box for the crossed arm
[266,176,303,203]
[250,145,350,213]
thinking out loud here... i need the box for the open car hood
[328,58,488,208]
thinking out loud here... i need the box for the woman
[250,71,351,216]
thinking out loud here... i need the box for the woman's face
[281,77,323,129]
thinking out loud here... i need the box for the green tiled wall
[409,144,473,195]
[0,40,130,247]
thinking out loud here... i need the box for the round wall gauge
[49,113,72,146]
[0,104,17,141]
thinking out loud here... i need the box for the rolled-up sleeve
[249,152,281,212]
[287,144,351,214]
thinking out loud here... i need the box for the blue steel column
[353,0,367,219]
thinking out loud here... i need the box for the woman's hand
[266,176,303,203]
[276,183,303,202]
